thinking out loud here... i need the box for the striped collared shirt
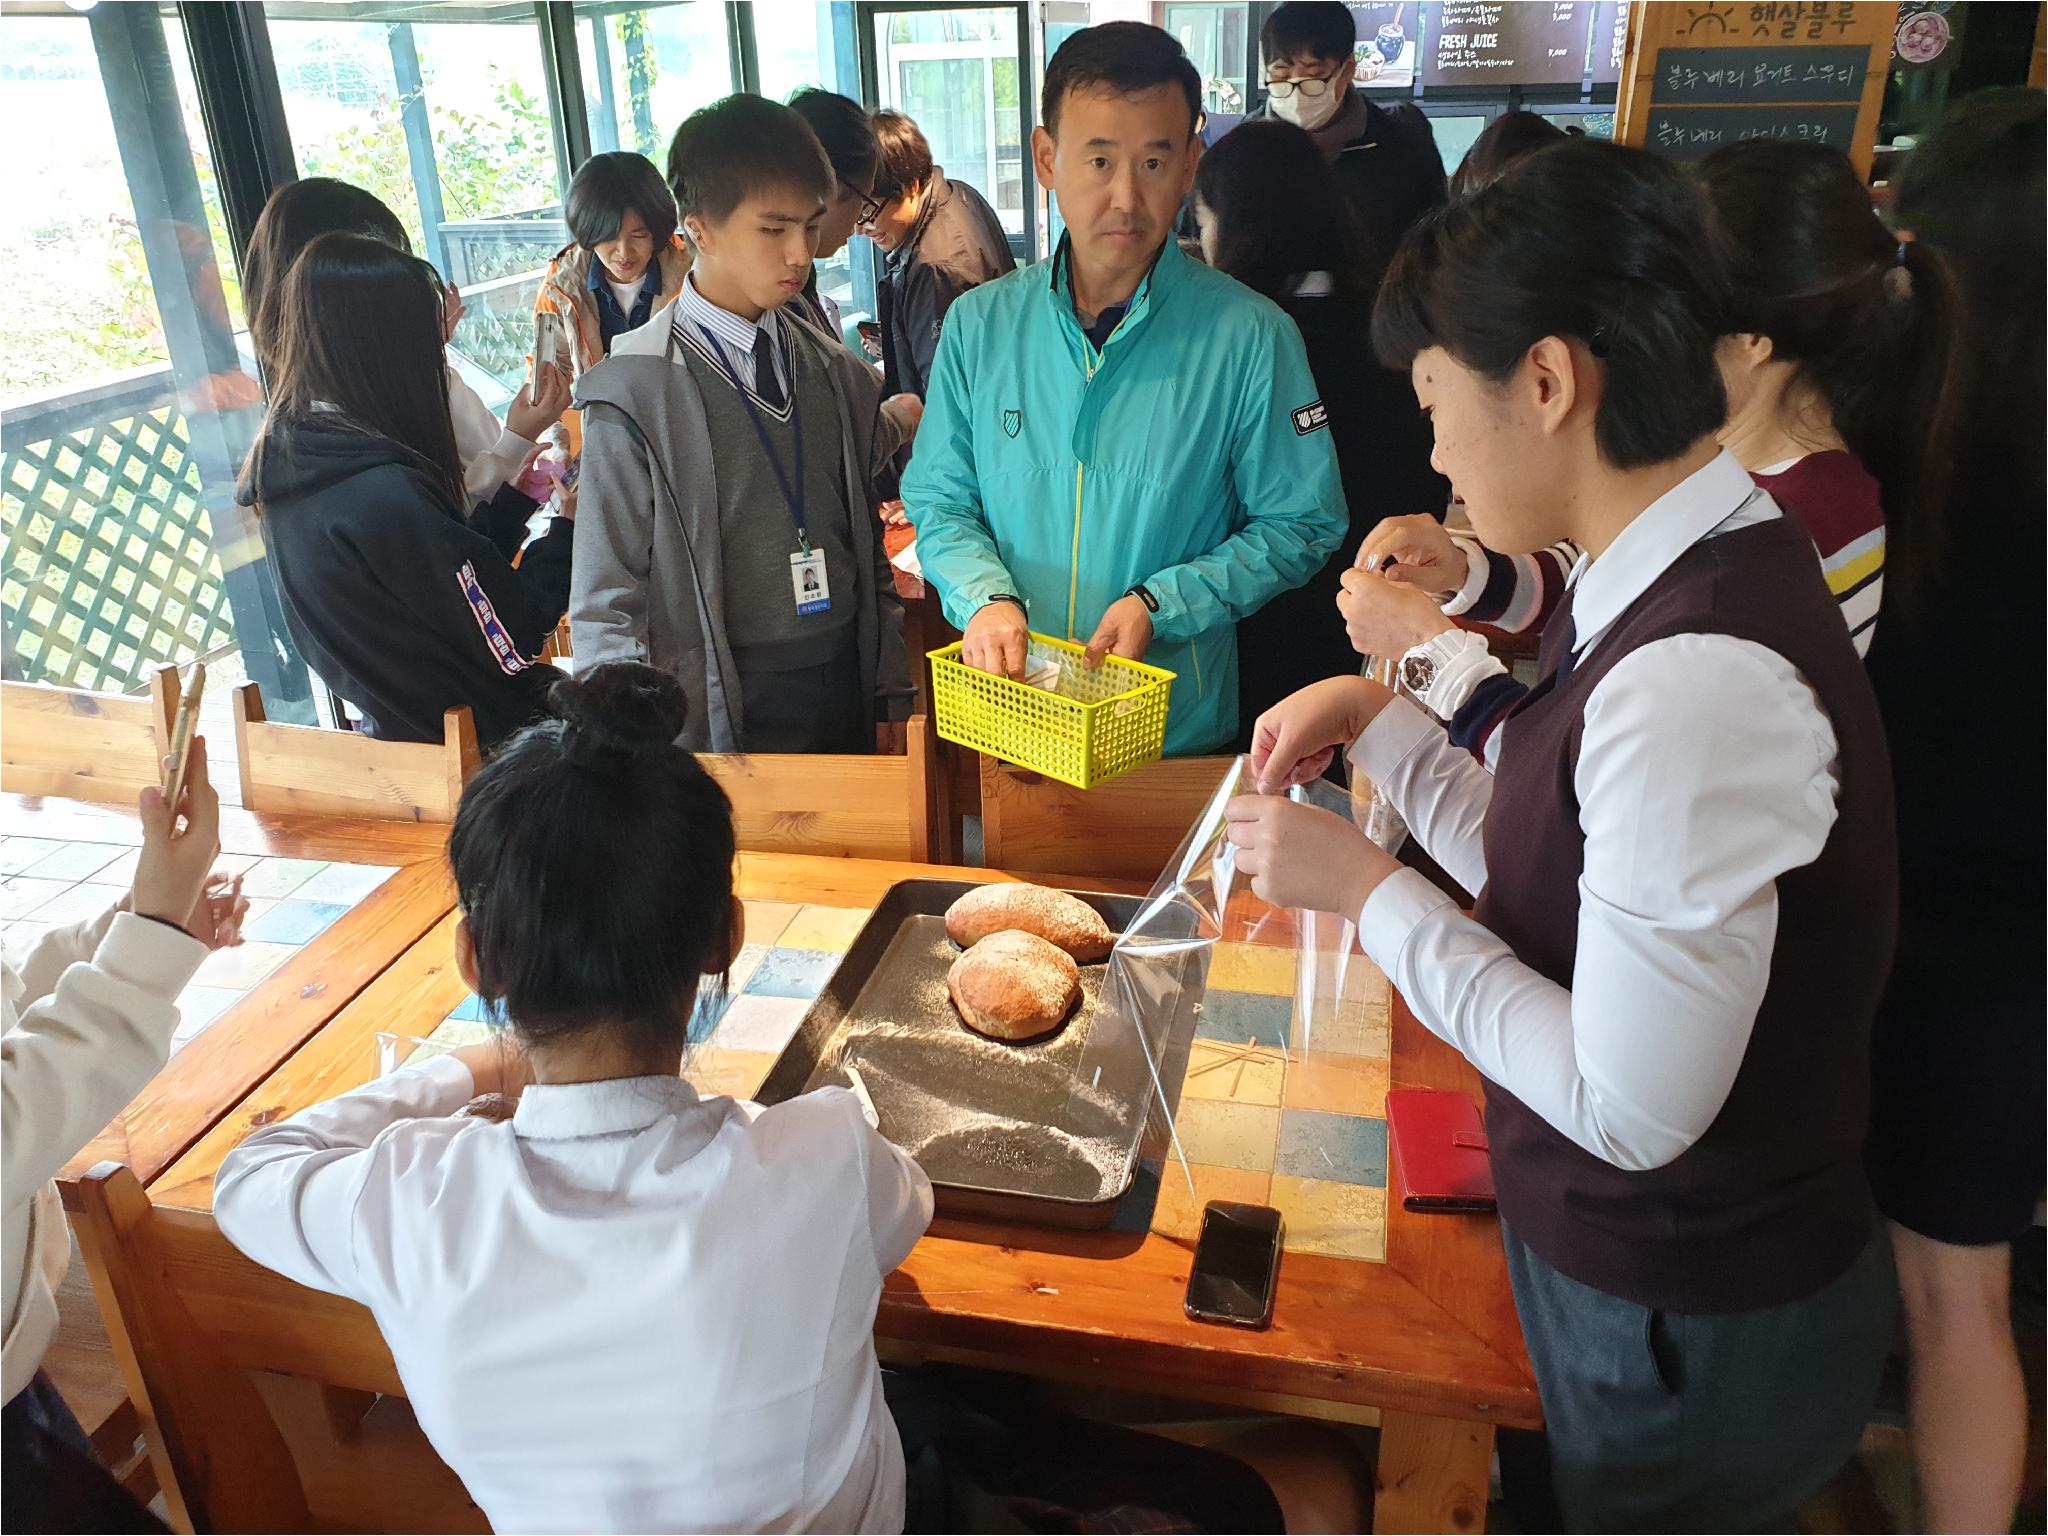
[674,273,789,407]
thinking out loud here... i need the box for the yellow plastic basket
[928,632,1175,790]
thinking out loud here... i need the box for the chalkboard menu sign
[1645,104,1861,157]
[1425,1,1595,87]
[1616,2,1900,177]
[1649,44,1869,101]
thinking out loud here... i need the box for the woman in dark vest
[1223,139,1898,1531]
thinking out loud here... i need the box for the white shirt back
[215,1056,934,1534]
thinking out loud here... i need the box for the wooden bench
[0,667,177,805]
[232,685,480,823]
[978,754,1237,883]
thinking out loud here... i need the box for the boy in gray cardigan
[570,94,913,753]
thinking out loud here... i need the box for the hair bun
[549,663,687,766]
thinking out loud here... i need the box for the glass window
[268,3,570,403]
[1424,112,1493,172]
[758,9,863,324]
[872,8,1026,250]
[1165,4,1249,116]
[0,5,315,718]
[580,2,734,161]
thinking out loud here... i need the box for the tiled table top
[1,834,398,1055]
[413,897,1394,1263]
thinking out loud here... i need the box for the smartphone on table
[162,662,206,815]
[1184,1200,1283,1329]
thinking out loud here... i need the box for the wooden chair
[702,713,939,862]
[0,666,177,805]
[233,684,480,823]
[978,754,1237,882]
[69,1164,483,1533]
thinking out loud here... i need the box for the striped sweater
[1441,451,1884,759]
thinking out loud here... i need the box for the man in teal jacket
[902,22,1346,756]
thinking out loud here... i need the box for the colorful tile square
[1180,1040,1288,1108]
[739,947,839,1002]
[0,838,67,876]
[18,841,128,881]
[1194,989,1292,1050]
[191,940,299,989]
[0,877,72,921]
[28,883,125,926]
[237,858,328,900]
[776,905,869,953]
[724,943,769,995]
[291,863,397,905]
[1150,1161,1274,1242]
[243,900,352,945]
[709,994,810,1054]
[1282,1052,1389,1119]
[684,1046,776,1103]
[172,985,246,1037]
[1269,1175,1387,1261]
[1276,1109,1387,1186]
[447,992,495,1023]
[1172,1100,1280,1174]
[741,900,802,949]
[1206,942,1295,997]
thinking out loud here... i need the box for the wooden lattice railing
[2,366,236,693]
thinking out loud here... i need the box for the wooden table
[98,827,1535,1532]
[4,794,458,1191]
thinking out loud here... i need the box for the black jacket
[1240,94,1447,280]
[238,418,573,746]
[876,170,1015,400]
[1235,286,1448,743]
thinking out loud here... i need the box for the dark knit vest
[1474,511,1897,1314]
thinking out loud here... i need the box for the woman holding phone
[1225,141,1899,1530]
[3,737,248,1531]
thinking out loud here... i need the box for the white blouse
[215,1056,933,1534]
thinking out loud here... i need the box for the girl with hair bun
[214,662,935,1533]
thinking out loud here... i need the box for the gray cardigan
[569,298,913,751]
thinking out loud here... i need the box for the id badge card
[790,550,833,616]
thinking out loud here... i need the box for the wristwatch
[1124,583,1160,615]
[983,593,1027,617]
[1398,630,1491,711]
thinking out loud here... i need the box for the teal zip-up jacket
[901,236,1347,755]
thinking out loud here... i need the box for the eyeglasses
[843,179,883,226]
[1266,74,1337,100]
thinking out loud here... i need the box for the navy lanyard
[696,322,808,551]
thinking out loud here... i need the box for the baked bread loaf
[947,930,1081,1042]
[945,883,1115,963]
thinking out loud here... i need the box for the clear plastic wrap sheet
[1065,752,1407,1203]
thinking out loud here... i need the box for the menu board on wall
[1591,0,1632,83]
[1425,1,1595,87]
[1615,2,1900,176]
[1344,3,1420,91]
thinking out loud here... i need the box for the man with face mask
[1258,2,1445,280]
[902,22,1346,757]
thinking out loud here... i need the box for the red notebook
[1387,1089,1497,1213]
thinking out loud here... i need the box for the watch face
[1400,653,1435,695]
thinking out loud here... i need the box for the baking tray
[753,877,1202,1228]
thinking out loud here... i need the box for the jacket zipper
[1068,309,1133,644]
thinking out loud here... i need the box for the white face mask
[1268,75,1344,131]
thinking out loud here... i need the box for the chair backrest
[233,684,480,823]
[700,713,938,862]
[978,754,1236,881]
[70,1164,484,1533]
[0,666,177,805]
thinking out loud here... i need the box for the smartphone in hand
[162,662,206,815]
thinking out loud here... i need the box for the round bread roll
[947,930,1082,1042]
[945,883,1115,963]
